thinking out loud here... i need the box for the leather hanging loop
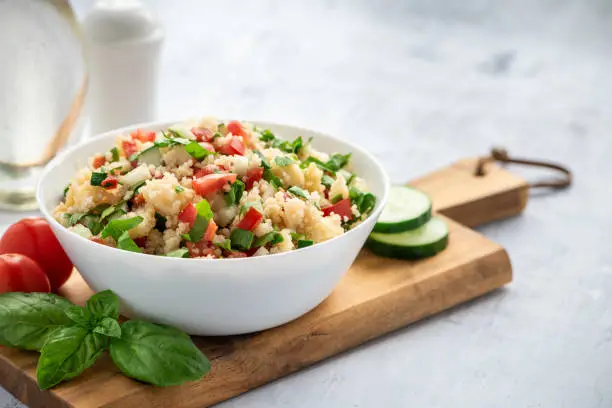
[475,147,572,189]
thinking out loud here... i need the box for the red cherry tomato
[217,136,245,156]
[194,165,219,179]
[243,167,264,190]
[322,198,353,220]
[121,140,138,159]
[203,219,218,242]
[92,155,106,169]
[192,173,238,196]
[0,217,73,291]
[236,207,263,231]
[131,129,156,143]
[226,121,244,136]
[178,202,197,227]
[191,127,214,142]
[0,254,51,293]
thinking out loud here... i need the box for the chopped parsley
[100,216,144,241]
[349,186,376,215]
[225,180,245,206]
[290,232,306,241]
[230,228,254,250]
[297,239,314,249]
[330,194,343,204]
[288,186,309,200]
[321,174,334,188]
[117,231,142,253]
[184,141,212,160]
[63,184,71,198]
[254,150,271,169]
[185,199,213,242]
[90,172,107,186]
[214,239,232,251]
[259,130,305,154]
[175,185,185,193]
[274,156,295,167]
[63,213,86,226]
[254,231,284,248]
[263,169,283,189]
[110,147,120,162]
[165,248,190,258]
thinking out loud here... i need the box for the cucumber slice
[374,186,432,233]
[367,217,448,259]
[137,146,162,166]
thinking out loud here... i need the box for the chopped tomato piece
[203,219,218,242]
[245,247,259,257]
[322,198,353,220]
[191,127,214,142]
[243,167,264,190]
[101,177,118,189]
[227,251,247,258]
[178,202,197,227]
[200,141,215,152]
[90,237,113,247]
[133,237,147,247]
[236,207,263,231]
[192,173,238,196]
[194,165,219,178]
[92,155,106,169]
[131,193,145,207]
[122,140,138,159]
[227,121,245,136]
[131,129,156,143]
[217,136,245,156]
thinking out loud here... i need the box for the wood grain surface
[0,159,525,408]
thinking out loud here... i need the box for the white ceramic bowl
[37,121,389,335]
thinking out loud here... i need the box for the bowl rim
[36,119,390,264]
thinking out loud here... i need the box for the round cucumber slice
[373,186,432,233]
[367,217,449,260]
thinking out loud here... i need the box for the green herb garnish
[263,169,282,189]
[184,141,212,161]
[63,184,70,199]
[214,239,232,251]
[254,150,270,169]
[259,129,275,142]
[297,239,314,248]
[254,231,284,247]
[100,216,143,241]
[274,156,295,167]
[185,200,213,242]
[230,228,254,250]
[225,180,245,206]
[64,213,86,226]
[117,231,142,253]
[90,172,107,187]
[175,185,185,193]
[165,248,190,258]
[290,232,306,241]
[0,291,210,389]
[349,186,376,215]
[321,174,334,188]
[330,194,343,204]
[154,212,167,231]
[80,215,104,236]
[217,123,228,134]
[288,186,309,200]
[110,147,120,162]
[327,153,351,171]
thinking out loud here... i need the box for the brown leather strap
[475,147,572,189]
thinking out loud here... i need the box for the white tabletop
[2,1,612,407]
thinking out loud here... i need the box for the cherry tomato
[236,207,263,231]
[0,254,51,293]
[0,217,73,291]
[92,155,106,169]
[178,202,197,227]
[217,136,245,156]
[191,127,214,142]
[194,165,219,179]
[121,140,138,159]
[131,129,156,143]
[322,198,353,220]
[227,121,244,137]
[203,219,218,242]
[192,173,238,196]
[243,167,264,190]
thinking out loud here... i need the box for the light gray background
[2,0,612,407]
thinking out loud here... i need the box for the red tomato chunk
[322,198,353,220]
[192,173,238,196]
[236,207,263,231]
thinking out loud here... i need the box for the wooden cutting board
[0,158,527,408]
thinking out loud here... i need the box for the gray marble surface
[2,0,612,407]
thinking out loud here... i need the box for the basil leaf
[65,305,93,327]
[37,326,106,389]
[184,141,212,160]
[90,172,107,186]
[109,321,210,387]
[230,228,254,250]
[253,150,270,169]
[0,293,73,351]
[93,317,121,339]
[166,248,190,258]
[288,186,309,200]
[99,205,117,221]
[81,215,103,236]
[274,156,295,167]
[110,147,120,162]
[100,216,143,241]
[263,169,282,189]
[188,217,209,243]
[175,185,185,193]
[195,199,213,220]
[321,174,334,188]
[254,231,284,247]
[297,239,314,248]
[225,180,245,206]
[214,239,232,251]
[290,136,303,154]
[155,212,167,232]
[117,231,143,253]
[87,290,120,320]
[358,192,376,214]
[326,153,351,171]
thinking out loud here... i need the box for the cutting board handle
[410,158,529,227]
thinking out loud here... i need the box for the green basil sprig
[0,290,210,390]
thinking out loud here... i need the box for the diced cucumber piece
[367,217,448,259]
[373,186,432,233]
[137,146,162,166]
